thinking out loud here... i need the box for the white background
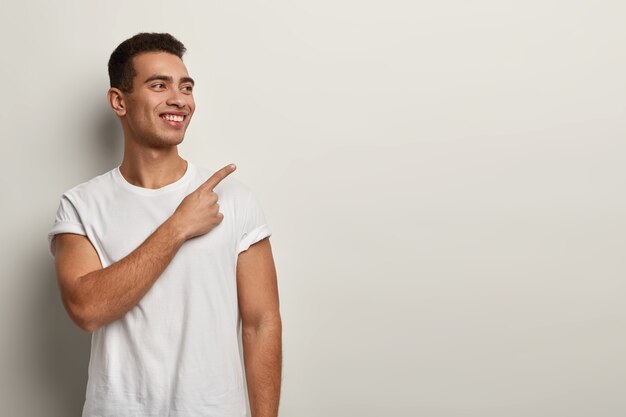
[1,1,625,416]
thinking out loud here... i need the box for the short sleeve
[47,195,86,255]
[236,190,272,254]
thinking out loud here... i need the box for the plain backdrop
[1,1,625,416]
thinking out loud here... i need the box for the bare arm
[53,219,184,332]
[52,164,236,333]
[238,237,282,417]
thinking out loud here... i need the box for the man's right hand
[170,163,237,240]
[53,162,238,332]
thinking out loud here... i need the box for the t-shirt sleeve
[236,190,272,254]
[47,194,86,256]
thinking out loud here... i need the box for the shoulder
[60,168,117,206]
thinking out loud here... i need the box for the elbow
[64,299,101,333]
[243,313,282,336]
[58,274,104,333]
[76,318,101,334]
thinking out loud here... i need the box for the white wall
[1,1,625,416]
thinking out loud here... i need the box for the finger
[202,164,237,190]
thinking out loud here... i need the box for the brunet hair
[108,32,186,93]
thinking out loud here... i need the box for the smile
[160,114,185,122]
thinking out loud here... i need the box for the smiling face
[110,51,196,149]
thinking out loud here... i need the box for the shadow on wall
[33,105,122,416]
[93,103,124,173]
[36,257,90,417]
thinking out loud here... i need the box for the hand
[170,163,237,240]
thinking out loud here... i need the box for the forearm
[70,217,186,332]
[242,319,282,417]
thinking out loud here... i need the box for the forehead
[131,52,190,80]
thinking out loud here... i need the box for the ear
[107,88,127,116]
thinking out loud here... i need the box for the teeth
[162,114,184,122]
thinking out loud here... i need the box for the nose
[166,88,186,108]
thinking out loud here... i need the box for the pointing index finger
[203,164,237,190]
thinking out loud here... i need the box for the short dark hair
[108,33,187,93]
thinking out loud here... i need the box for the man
[47,33,281,417]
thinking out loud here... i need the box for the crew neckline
[113,161,195,196]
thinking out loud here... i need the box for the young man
[48,33,281,417]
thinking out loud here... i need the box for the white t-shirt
[47,161,271,417]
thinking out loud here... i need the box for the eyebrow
[144,74,195,86]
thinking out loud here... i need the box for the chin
[150,134,186,148]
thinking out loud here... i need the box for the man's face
[121,51,195,148]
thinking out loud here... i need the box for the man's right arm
[52,163,236,333]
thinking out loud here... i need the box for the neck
[119,145,188,190]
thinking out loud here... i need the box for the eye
[181,85,194,93]
[152,83,166,89]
